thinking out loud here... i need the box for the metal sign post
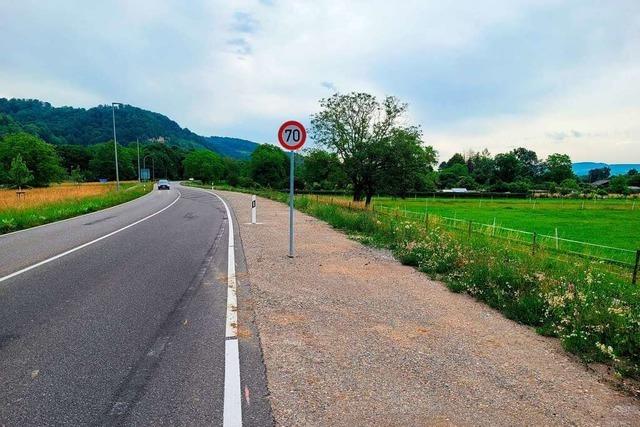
[278,120,307,258]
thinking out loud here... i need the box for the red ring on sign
[278,120,307,151]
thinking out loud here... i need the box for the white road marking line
[211,192,243,427]
[0,191,181,285]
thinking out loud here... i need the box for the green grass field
[373,197,640,252]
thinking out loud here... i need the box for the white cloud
[0,0,638,162]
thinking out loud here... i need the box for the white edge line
[210,191,243,427]
[0,190,181,284]
[0,184,157,240]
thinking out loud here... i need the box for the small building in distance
[590,179,610,187]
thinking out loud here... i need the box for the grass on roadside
[0,182,152,234]
[296,198,640,380]
[185,182,640,380]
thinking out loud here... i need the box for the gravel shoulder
[220,190,640,426]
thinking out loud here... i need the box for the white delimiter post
[251,195,257,224]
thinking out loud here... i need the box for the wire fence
[302,194,640,284]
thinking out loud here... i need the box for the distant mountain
[204,136,260,159]
[572,162,640,177]
[0,98,259,159]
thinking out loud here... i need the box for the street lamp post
[111,102,123,191]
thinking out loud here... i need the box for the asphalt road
[0,183,271,426]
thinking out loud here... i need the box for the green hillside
[0,98,259,159]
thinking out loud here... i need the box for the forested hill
[0,98,259,159]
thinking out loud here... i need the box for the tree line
[1,92,638,198]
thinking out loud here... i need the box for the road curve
[0,183,271,426]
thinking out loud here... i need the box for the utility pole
[111,102,123,191]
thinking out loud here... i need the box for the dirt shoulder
[221,190,640,426]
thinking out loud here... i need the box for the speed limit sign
[278,119,307,258]
[278,120,307,151]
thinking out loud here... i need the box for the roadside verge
[218,190,640,426]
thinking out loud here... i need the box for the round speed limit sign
[278,120,307,151]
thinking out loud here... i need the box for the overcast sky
[1,0,638,163]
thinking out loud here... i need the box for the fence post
[532,232,537,255]
[633,250,640,285]
[555,227,559,250]
[425,211,429,231]
[492,217,496,237]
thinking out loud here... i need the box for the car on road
[158,179,170,190]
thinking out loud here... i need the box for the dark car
[158,179,170,190]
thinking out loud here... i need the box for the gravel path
[220,191,640,426]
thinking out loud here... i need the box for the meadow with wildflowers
[184,183,640,379]
[297,197,640,379]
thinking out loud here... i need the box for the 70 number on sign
[278,121,306,151]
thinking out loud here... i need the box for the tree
[494,153,520,182]
[8,154,33,190]
[438,163,469,189]
[310,92,419,205]
[511,147,541,179]
[544,153,574,183]
[55,144,92,174]
[445,153,466,168]
[587,167,610,183]
[379,128,437,197]
[560,178,579,191]
[222,157,242,187]
[301,149,347,190]
[609,175,629,195]
[0,132,64,186]
[468,149,496,187]
[88,142,135,181]
[70,166,85,186]
[142,142,188,180]
[249,144,288,188]
[560,178,579,195]
[182,150,224,183]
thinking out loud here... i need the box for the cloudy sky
[1,0,638,163]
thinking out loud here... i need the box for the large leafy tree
[380,128,437,197]
[468,149,496,186]
[88,142,136,181]
[0,132,64,186]
[511,147,541,180]
[301,149,347,190]
[182,149,224,183]
[249,144,288,188]
[310,92,419,204]
[494,153,520,182]
[609,175,629,194]
[544,153,574,183]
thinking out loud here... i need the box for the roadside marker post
[278,120,307,258]
[251,195,257,224]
